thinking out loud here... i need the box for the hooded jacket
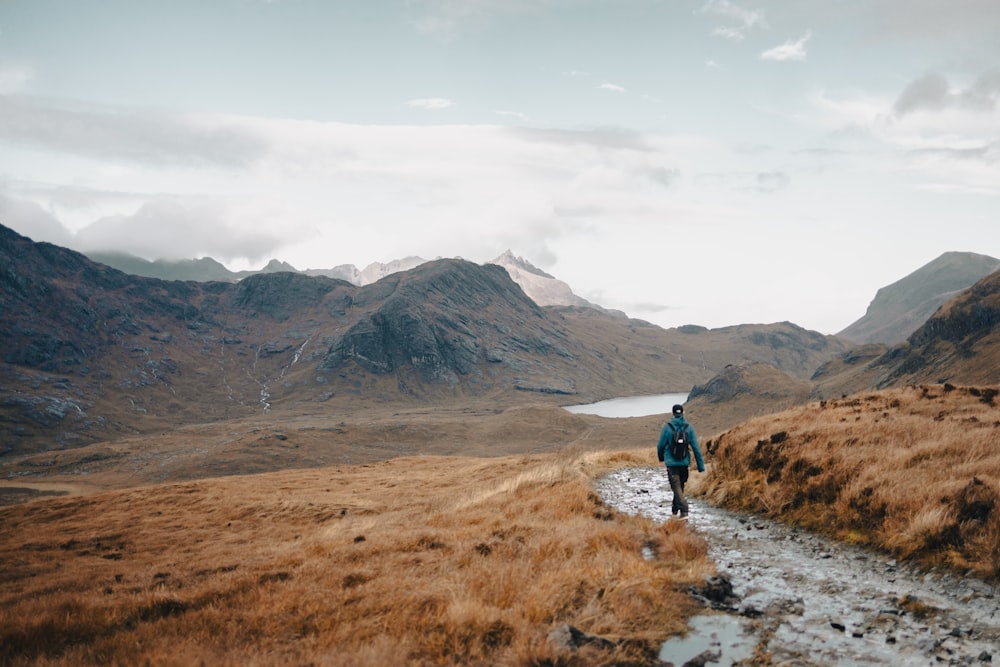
[656,415,705,472]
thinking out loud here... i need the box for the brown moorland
[695,383,1000,580]
[0,448,714,667]
[0,405,671,496]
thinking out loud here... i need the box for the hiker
[656,403,705,518]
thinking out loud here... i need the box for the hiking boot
[671,507,679,515]
[680,511,688,518]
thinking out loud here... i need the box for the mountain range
[85,248,607,316]
[2,221,999,472]
[2,224,848,456]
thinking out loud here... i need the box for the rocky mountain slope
[867,267,1000,387]
[1,224,850,458]
[837,251,1000,345]
[805,266,1000,397]
[688,265,1000,434]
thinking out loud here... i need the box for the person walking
[656,404,705,518]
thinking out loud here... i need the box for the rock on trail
[596,467,1000,666]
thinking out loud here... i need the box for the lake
[562,393,689,418]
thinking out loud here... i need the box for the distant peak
[490,250,554,279]
[262,259,298,272]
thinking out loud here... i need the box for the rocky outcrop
[685,363,814,435]
[689,363,811,404]
[233,272,348,321]
[319,259,562,386]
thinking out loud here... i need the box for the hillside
[838,251,1000,345]
[0,449,714,667]
[684,362,813,436]
[695,384,1000,580]
[0,224,849,462]
[684,264,1000,432]
[811,267,1000,394]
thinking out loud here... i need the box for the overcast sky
[1,0,998,334]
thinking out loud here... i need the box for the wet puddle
[596,467,1000,666]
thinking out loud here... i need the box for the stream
[596,467,1000,666]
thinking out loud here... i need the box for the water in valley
[563,393,689,418]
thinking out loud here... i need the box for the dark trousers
[667,466,690,516]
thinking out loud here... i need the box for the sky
[0,0,998,335]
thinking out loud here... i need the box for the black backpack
[669,423,689,460]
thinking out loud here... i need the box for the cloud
[894,70,1000,117]
[0,96,266,167]
[893,72,950,116]
[700,0,768,40]
[0,194,73,247]
[405,97,455,110]
[506,126,650,152]
[597,82,627,94]
[712,26,746,41]
[495,109,529,122]
[74,198,289,262]
[406,0,551,37]
[863,0,1000,44]
[644,167,681,188]
[760,31,812,61]
[755,171,790,193]
[912,141,1000,164]
[962,69,1000,110]
[0,65,33,94]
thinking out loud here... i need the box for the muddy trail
[596,467,1000,666]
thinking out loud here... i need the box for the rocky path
[596,467,1000,666]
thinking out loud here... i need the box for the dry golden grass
[0,448,713,666]
[695,383,1000,579]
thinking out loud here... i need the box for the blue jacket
[656,416,705,472]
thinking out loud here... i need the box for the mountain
[837,251,1000,345]
[684,260,1000,431]
[872,267,1000,387]
[357,256,427,284]
[84,249,604,314]
[86,250,415,286]
[0,223,850,459]
[813,267,1000,395]
[488,250,598,310]
[85,251,238,282]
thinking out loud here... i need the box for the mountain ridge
[84,248,609,315]
[0,223,851,458]
[837,251,1000,345]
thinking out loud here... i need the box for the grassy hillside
[0,449,713,667]
[695,384,1000,580]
